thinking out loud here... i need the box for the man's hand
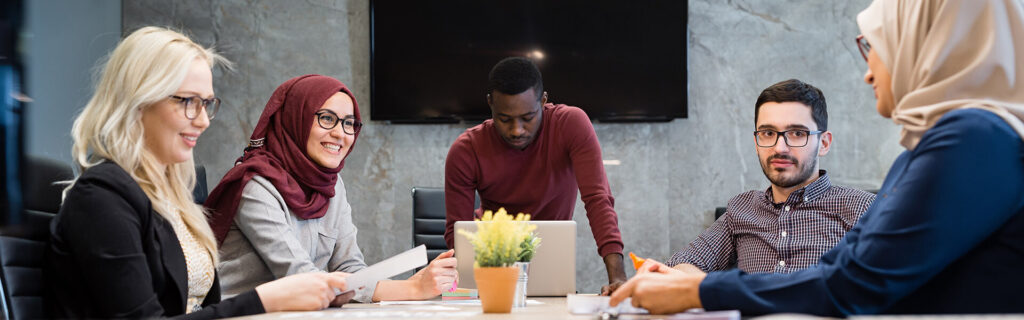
[600,253,628,295]
[671,263,706,275]
[608,263,706,314]
[635,259,672,275]
[601,278,627,296]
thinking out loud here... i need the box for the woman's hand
[408,249,458,299]
[255,272,348,312]
[329,272,356,307]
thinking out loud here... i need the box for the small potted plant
[457,208,536,313]
[513,229,541,307]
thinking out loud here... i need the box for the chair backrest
[193,165,208,205]
[0,155,70,320]
[21,156,73,215]
[411,187,448,262]
[714,207,727,220]
[411,187,479,261]
[0,211,54,320]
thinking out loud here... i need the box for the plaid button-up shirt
[667,171,875,273]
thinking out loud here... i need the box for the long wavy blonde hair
[67,26,230,262]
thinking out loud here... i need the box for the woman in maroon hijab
[206,75,457,304]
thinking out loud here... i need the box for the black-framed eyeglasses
[754,130,824,148]
[169,95,221,120]
[315,109,362,135]
[856,34,871,62]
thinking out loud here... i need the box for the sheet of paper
[379,299,543,306]
[343,245,428,293]
[441,300,481,306]
[379,300,442,306]
[568,294,740,320]
[277,310,478,318]
[648,310,740,320]
[382,299,477,305]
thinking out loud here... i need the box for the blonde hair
[68,26,230,263]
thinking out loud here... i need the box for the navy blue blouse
[700,109,1024,316]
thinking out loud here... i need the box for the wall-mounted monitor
[370,0,687,123]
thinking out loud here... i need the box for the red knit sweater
[444,103,624,257]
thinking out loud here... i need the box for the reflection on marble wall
[123,0,901,293]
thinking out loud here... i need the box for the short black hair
[755,79,828,131]
[488,57,543,101]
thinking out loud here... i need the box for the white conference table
[228,297,1024,320]
[230,297,594,320]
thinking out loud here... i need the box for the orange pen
[628,252,646,270]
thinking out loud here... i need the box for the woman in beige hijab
[608,0,1024,316]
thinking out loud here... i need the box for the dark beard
[760,150,818,188]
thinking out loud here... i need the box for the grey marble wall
[123,0,902,293]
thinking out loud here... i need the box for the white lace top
[168,211,215,314]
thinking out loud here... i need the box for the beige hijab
[857,0,1024,150]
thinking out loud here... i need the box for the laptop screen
[453,220,577,296]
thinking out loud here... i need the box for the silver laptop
[454,220,576,296]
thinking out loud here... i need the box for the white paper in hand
[341,245,428,294]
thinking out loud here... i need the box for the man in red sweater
[444,57,627,294]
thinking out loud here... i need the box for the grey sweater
[217,175,374,302]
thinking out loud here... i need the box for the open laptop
[453,220,576,296]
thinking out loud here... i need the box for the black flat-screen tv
[370,0,687,123]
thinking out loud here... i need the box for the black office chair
[0,211,54,320]
[714,207,727,220]
[0,155,72,320]
[411,187,479,262]
[21,156,73,216]
[193,165,208,205]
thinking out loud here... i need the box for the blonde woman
[46,27,350,319]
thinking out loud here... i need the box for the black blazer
[46,162,264,319]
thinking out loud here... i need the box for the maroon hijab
[206,75,361,244]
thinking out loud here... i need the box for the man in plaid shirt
[667,79,875,274]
